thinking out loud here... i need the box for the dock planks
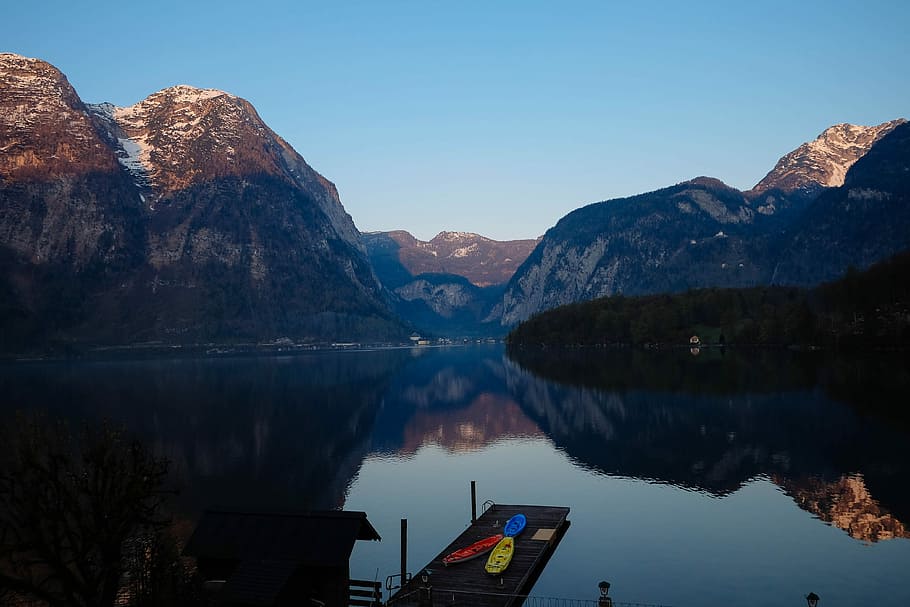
[390,504,570,607]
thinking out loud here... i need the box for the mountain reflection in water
[1,345,909,548]
[506,346,910,542]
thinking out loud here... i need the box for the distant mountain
[367,230,539,287]
[0,53,404,354]
[363,230,538,336]
[500,120,909,326]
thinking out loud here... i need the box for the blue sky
[6,1,909,240]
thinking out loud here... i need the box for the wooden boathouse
[388,503,571,607]
[183,509,382,607]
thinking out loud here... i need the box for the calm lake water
[2,345,910,606]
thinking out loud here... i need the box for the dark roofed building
[184,510,381,607]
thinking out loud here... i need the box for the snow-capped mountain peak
[150,84,236,104]
[84,83,362,245]
[435,230,487,242]
[1,54,403,348]
[1,53,120,179]
[751,119,906,196]
[366,230,540,287]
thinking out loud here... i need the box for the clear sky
[6,1,909,240]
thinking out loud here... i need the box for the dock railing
[349,578,382,607]
[387,587,671,607]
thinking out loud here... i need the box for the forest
[507,249,910,348]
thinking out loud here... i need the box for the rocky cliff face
[745,120,905,223]
[0,54,402,353]
[500,177,765,325]
[88,85,362,248]
[751,120,905,199]
[0,53,147,348]
[500,121,909,326]
[0,53,143,268]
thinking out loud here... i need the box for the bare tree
[0,415,170,607]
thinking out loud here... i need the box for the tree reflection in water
[505,346,910,541]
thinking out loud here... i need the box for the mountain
[745,120,905,226]
[363,230,538,336]
[500,120,909,326]
[368,230,540,287]
[772,121,910,285]
[0,53,404,354]
[750,120,905,202]
[500,177,766,325]
[0,54,148,349]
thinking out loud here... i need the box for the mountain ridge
[364,229,540,287]
[4,52,908,345]
[499,120,909,326]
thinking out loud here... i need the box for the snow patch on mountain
[161,84,236,104]
[436,231,490,243]
[451,243,479,258]
[751,120,906,195]
[115,136,152,186]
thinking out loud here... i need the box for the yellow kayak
[484,536,514,574]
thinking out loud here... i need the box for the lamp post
[418,569,433,607]
[806,592,820,607]
[598,581,613,607]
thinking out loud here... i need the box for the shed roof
[183,510,380,567]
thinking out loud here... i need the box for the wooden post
[471,480,477,523]
[400,519,407,587]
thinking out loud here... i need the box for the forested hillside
[507,249,910,348]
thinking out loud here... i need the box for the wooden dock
[389,503,570,607]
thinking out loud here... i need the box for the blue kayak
[503,513,526,537]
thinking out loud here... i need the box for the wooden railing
[349,578,382,607]
[385,587,671,607]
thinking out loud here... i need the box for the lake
[2,344,909,606]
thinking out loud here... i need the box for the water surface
[2,345,908,606]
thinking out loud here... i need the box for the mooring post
[471,480,477,523]
[400,519,408,587]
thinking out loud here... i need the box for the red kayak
[442,533,504,566]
